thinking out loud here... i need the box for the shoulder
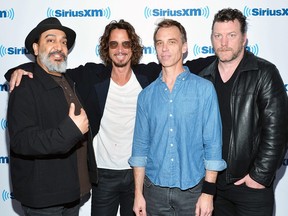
[185,55,216,74]
[133,62,161,82]
[67,62,111,82]
[251,54,276,70]
[138,78,158,97]
[187,71,214,86]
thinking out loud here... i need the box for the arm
[184,55,216,74]
[237,64,288,187]
[133,62,161,84]
[5,62,34,92]
[195,170,217,216]
[133,167,147,216]
[195,82,226,216]
[128,93,150,216]
[5,62,109,96]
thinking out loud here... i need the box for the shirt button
[170,128,173,132]
[170,144,173,147]
[170,100,173,103]
[171,158,174,162]
[169,114,173,117]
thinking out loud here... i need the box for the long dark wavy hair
[99,19,143,66]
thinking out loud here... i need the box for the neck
[111,65,132,86]
[218,52,244,82]
[162,64,185,92]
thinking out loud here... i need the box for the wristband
[201,180,216,195]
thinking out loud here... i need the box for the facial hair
[217,45,244,63]
[113,61,129,68]
[38,51,67,73]
[111,52,130,68]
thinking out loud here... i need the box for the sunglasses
[109,41,132,49]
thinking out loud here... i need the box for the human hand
[69,103,89,134]
[195,193,214,216]
[133,194,147,216]
[10,69,33,92]
[234,174,265,189]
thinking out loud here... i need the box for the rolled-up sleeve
[128,92,150,168]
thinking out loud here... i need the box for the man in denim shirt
[129,19,226,216]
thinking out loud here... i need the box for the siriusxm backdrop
[0,0,287,215]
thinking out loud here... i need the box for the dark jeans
[213,184,274,216]
[144,176,202,216]
[22,200,80,216]
[91,168,135,216]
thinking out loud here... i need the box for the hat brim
[25,24,76,55]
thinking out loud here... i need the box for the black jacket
[7,64,86,208]
[199,51,288,186]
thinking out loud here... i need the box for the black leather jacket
[199,51,288,187]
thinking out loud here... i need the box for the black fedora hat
[25,17,76,55]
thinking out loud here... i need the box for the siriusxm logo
[245,44,259,56]
[0,84,9,92]
[244,6,288,17]
[2,190,14,201]
[95,45,100,57]
[1,118,7,130]
[192,44,259,56]
[193,45,215,56]
[0,45,29,57]
[0,8,15,20]
[144,6,209,18]
[0,156,9,164]
[95,45,156,56]
[143,46,156,55]
[47,7,111,19]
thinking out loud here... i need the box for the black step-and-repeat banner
[0,1,287,215]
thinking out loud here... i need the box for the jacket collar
[201,51,259,78]
[33,63,71,89]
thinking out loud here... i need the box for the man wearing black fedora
[6,17,95,216]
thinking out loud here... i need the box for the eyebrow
[44,34,67,40]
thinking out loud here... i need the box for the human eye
[46,38,54,43]
[122,41,132,49]
[228,33,237,39]
[109,41,118,49]
[62,40,68,46]
[213,34,222,39]
[168,40,176,45]
[156,41,163,46]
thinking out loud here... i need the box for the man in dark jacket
[7,17,92,216]
[198,8,288,216]
[6,19,215,216]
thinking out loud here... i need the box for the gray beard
[38,52,67,73]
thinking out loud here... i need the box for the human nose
[116,43,124,51]
[54,41,64,51]
[221,36,228,46]
[161,42,169,51]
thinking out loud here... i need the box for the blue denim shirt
[129,67,226,190]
